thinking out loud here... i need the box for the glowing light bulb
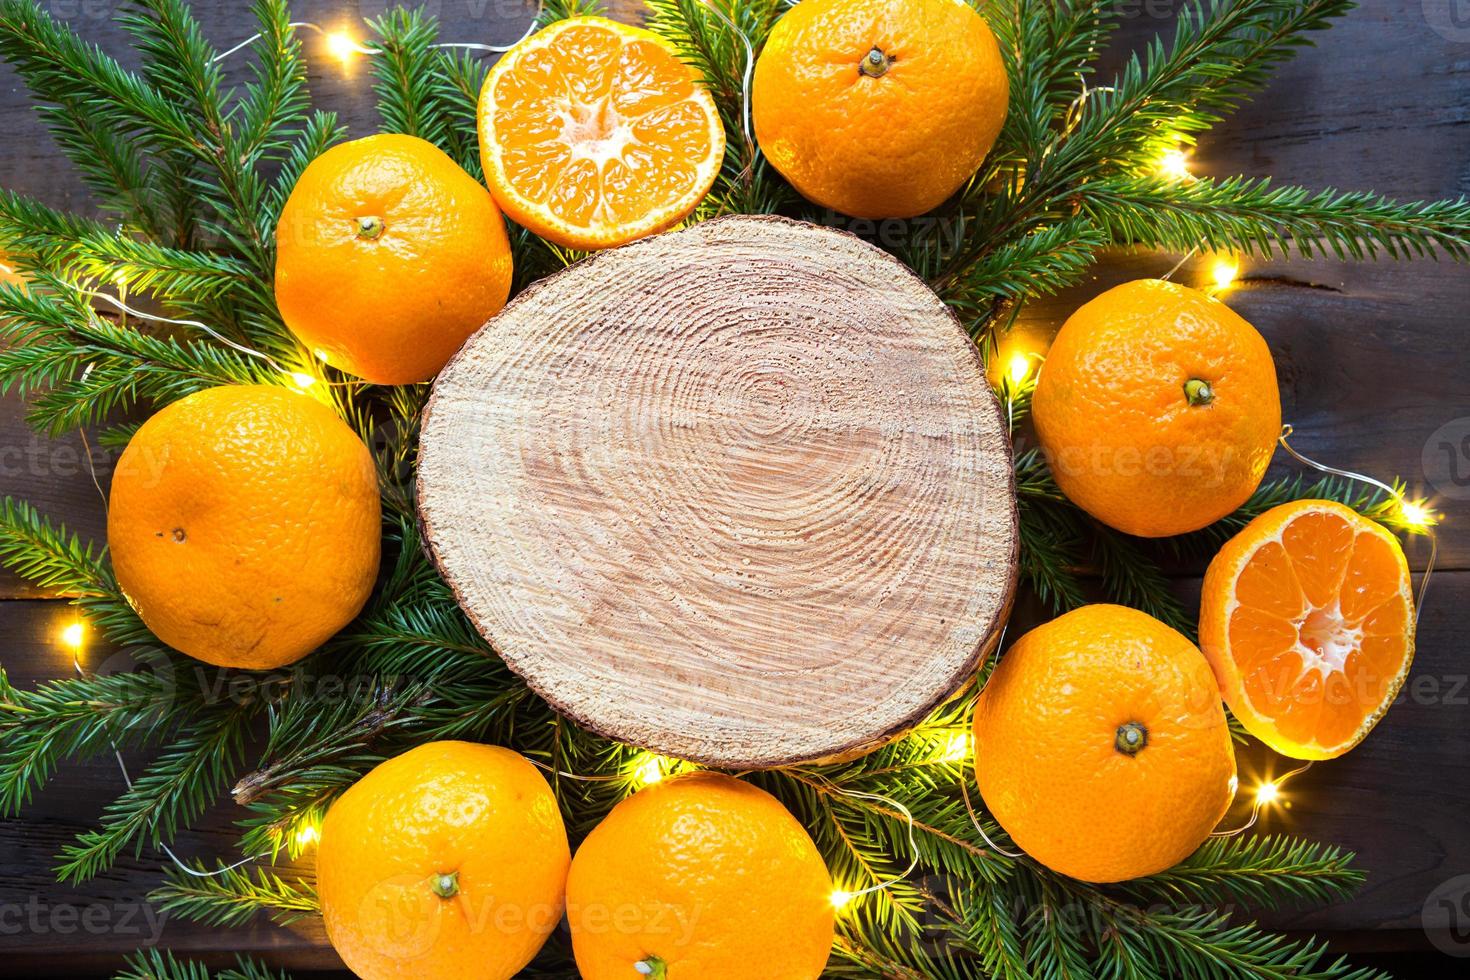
[1210,257,1240,291]
[60,620,85,651]
[830,889,855,910]
[1157,147,1191,181]
[325,31,365,64]
[632,755,665,787]
[294,823,320,847]
[1397,498,1436,531]
[1255,782,1280,806]
[288,371,316,390]
[937,732,971,764]
[1007,352,1032,386]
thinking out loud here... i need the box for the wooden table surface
[1,0,1467,976]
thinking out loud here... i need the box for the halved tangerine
[1199,499,1415,760]
[477,17,725,251]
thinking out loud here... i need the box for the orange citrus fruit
[567,771,833,979]
[1033,279,1281,538]
[108,385,379,669]
[317,741,570,980]
[752,0,1009,218]
[275,133,513,385]
[973,604,1237,882]
[1200,499,1415,760]
[478,17,725,251]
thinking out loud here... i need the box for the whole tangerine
[108,385,379,669]
[973,604,1237,882]
[752,0,1009,218]
[275,133,512,385]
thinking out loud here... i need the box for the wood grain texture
[419,215,1018,767]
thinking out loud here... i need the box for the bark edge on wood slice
[418,215,1018,767]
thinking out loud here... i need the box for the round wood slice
[418,215,1017,768]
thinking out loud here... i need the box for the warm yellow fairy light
[1157,147,1192,181]
[1255,782,1280,806]
[829,889,855,910]
[60,620,85,651]
[1007,352,1032,386]
[1397,498,1437,531]
[288,371,317,390]
[936,732,971,764]
[631,754,665,787]
[325,31,365,63]
[1210,256,1240,291]
[294,823,320,847]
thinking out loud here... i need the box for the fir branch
[149,862,318,928]
[117,948,294,980]
[0,667,180,814]
[982,0,1121,162]
[1091,900,1389,980]
[1020,876,1098,980]
[118,0,276,277]
[0,279,276,435]
[960,881,1031,980]
[234,0,310,165]
[57,699,256,882]
[939,0,1361,294]
[370,7,479,170]
[1069,0,1355,163]
[0,191,251,298]
[645,0,789,215]
[261,111,346,228]
[0,0,199,164]
[433,49,491,180]
[1015,451,1089,615]
[540,0,605,24]
[23,96,170,240]
[939,219,1107,313]
[1088,524,1192,637]
[1125,835,1364,910]
[1084,175,1470,260]
[1174,473,1405,557]
[0,496,107,596]
[1018,507,1089,615]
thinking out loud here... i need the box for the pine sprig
[1125,835,1365,910]
[0,280,277,435]
[117,948,293,980]
[370,8,482,173]
[0,496,107,596]
[644,0,792,216]
[0,667,179,813]
[149,862,318,928]
[1085,175,1470,260]
[56,699,256,882]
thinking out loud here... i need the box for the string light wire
[696,2,756,152]
[211,2,545,67]
[795,769,921,907]
[959,773,1024,858]
[1211,762,1314,838]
